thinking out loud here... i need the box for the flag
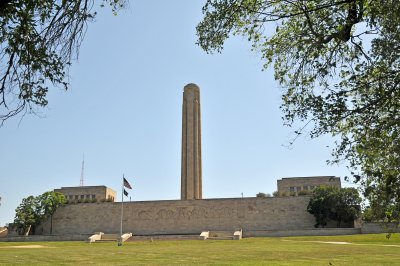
[123,189,129,197]
[123,177,132,189]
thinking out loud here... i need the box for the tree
[307,186,361,228]
[13,191,66,235]
[307,186,334,228]
[364,184,400,222]
[14,195,40,235]
[256,192,271,197]
[0,0,126,125]
[197,0,400,217]
[329,187,362,227]
[37,191,66,235]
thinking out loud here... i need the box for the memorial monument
[181,83,202,200]
[35,83,348,238]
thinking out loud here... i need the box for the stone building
[277,176,341,195]
[54,186,116,202]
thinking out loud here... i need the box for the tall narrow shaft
[181,83,202,200]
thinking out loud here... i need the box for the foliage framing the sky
[197,0,400,216]
[0,0,125,125]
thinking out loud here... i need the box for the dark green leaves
[0,0,126,125]
[307,186,361,228]
[197,0,400,220]
[13,191,66,235]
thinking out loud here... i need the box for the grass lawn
[0,234,399,265]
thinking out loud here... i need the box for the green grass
[0,234,399,265]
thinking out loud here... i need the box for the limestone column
[181,83,202,200]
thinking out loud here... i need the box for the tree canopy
[197,0,400,217]
[37,191,67,234]
[13,195,40,235]
[13,191,66,235]
[307,186,361,228]
[0,0,126,125]
[256,192,271,197]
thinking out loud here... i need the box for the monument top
[184,83,200,91]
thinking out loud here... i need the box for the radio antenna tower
[80,154,85,187]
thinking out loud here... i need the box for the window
[92,195,96,199]
[80,195,84,200]
[296,186,301,192]
[289,187,295,192]
[86,194,90,199]
[303,186,309,190]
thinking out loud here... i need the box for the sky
[0,1,356,226]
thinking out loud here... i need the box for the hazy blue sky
[0,1,355,225]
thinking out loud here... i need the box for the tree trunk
[24,225,31,236]
[50,215,53,235]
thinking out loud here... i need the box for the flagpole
[120,175,132,246]
[119,174,124,246]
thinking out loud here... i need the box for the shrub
[307,186,361,228]
[256,192,267,198]
[280,191,289,197]
[298,190,312,196]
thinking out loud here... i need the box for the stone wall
[37,196,321,235]
[361,222,400,234]
[0,234,90,242]
[244,228,361,237]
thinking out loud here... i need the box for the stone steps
[94,239,116,242]
[200,229,242,240]
[207,231,234,240]
[87,232,132,243]
[129,234,200,241]
[207,236,234,240]
[100,234,119,241]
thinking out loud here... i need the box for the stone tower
[181,83,202,200]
